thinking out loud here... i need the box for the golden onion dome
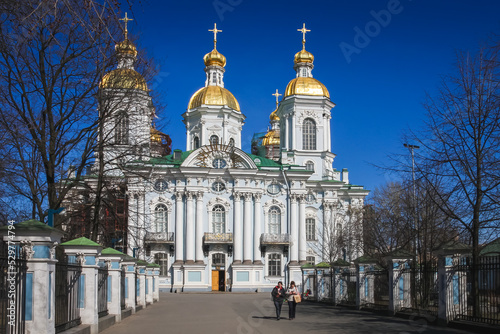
[270,109,280,121]
[151,128,164,143]
[262,130,280,146]
[294,48,314,64]
[100,68,148,91]
[204,49,226,67]
[284,77,329,98]
[115,39,138,57]
[188,86,240,111]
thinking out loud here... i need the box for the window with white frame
[306,218,315,240]
[115,113,129,144]
[193,136,200,149]
[154,204,168,233]
[268,253,281,276]
[268,206,281,234]
[154,253,169,276]
[305,161,314,172]
[302,118,316,150]
[306,256,315,265]
[212,204,225,233]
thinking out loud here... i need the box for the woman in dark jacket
[271,281,285,320]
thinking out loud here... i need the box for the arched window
[115,113,129,144]
[302,118,316,150]
[210,135,219,146]
[212,204,225,233]
[268,206,281,234]
[154,204,168,233]
[306,218,315,240]
[228,138,234,147]
[305,161,314,172]
[193,136,200,149]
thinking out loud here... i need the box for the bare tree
[408,45,500,316]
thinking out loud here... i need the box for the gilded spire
[119,12,133,40]
[297,23,311,50]
[209,23,222,50]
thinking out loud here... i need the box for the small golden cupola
[188,23,240,111]
[100,13,148,92]
[284,23,329,99]
[261,90,281,161]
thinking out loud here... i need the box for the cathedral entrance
[211,253,226,291]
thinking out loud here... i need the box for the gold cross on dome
[209,23,222,48]
[119,12,133,39]
[297,23,311,48]
[272,89,282,106]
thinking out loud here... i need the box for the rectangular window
[306,218,316,240]
[268,254,281,277]
[306,256,315,265]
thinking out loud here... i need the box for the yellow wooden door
[211,270,219,291]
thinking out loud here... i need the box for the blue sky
[125,0,500,193]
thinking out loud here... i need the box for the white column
[291,113,296,149]
[299,195,307,263]
[327,115,332,151]
[253,193,262,264]
[233,192,242,263]
[290,194,298,265]
[284,115,289,150]
[195,191,204,263]
[185,191,195,263]
[323,115,328,151]
[243,192,253,264]
[175,191,184,263]
[126,192,138,257]
[137,191,145,257]
[322,203,331,262]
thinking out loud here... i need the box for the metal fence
[449,255,500,325]
[367,267,390,310]
[0,242,27,334]
[120,269,126,310]
[55,260,81,333]
[97,267,108,318]
[338,267,356,306]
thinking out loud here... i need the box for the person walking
[271,281,285,320]
[286,281,299,320]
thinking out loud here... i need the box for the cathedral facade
[88,23,368,292]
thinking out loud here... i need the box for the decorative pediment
[207,196,231,212]
[181,144,257,169]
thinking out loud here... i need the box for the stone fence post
[60,237,102,334]
[100,248,124,322]
[354,257,377,309]
[136,260,147,309]
[331,260,350,305]
[145,265,154,305]
[121,255,137,312]
[152,265,160,302]
[0,219,63,334]
[436,242,470,325]
[387,255,412,315]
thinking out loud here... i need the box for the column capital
[233,191,242,201]
[186,191,194,200]
[175,191,184,200]
[253,193,262,202]
[298,194,306,203]
[243,192,253,201]
[290,193,298,203]
[196,191,204,200]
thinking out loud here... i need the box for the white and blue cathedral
[80,23,369,292]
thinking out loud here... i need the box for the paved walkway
[102,293,472,334]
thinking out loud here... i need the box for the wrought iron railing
[120,269,126,310]
[204,233,233,243]
[260,233,290,244]
[55,261,82,333]
[97,267,108,318]
[145,232,174,243]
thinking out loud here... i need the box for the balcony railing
[145,232,174,243]
[260,233,291,245]
[204,233,233,244]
